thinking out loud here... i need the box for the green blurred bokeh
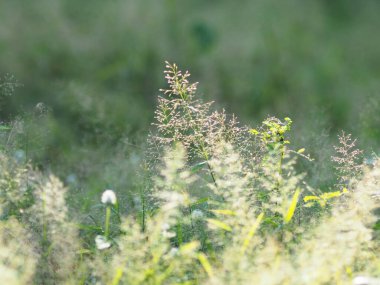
[0,0,379,205]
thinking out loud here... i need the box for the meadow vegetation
[0,63,379,284]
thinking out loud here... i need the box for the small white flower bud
[191,209,204,219]
[169,247,179,257]
[352,276,380,285]
[161,223,176,238]
[101,189,117,205]
[95,235,111,250]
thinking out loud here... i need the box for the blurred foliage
[0,0,379,200]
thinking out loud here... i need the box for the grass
[0,63,379,284]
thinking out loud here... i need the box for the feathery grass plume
[207,142,254,229]
[149,62,252,180]
[354,159,380,278]
[0,74,20,97]
[204,142,266,284]
[223,160,380,285]
[228,237,291,284]
[332,131,363,190]
[0,75,20,140]
[289,160,380,285]
[0,217,37,285]
[96,144,203,285]
[0,153,35,218]
[0,118,23,154]
[31,175,68,231]
[30,175,80,284]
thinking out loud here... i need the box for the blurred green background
[1,0,379,209]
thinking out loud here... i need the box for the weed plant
[0,64,379,284]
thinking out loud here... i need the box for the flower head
[95,235,111,250]
[161,223,176,238]
[101,189,117,205]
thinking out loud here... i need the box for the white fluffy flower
[168,247,179,257]
[352,276,380,285]
[191,209,204,219]
[95,235,111,250]
[161,223,176,238]
[101,189,117,205]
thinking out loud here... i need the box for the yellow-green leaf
[207,219,232,232]
[249,129,259,135]
[180,241,199,254]
[320,191,342,200]
[198,253,213,277]
[210,209,236,216]
[76,249,92,255]
[242,212,264,253]
[284,188,301,223]
[303,195,320,202]
[109,267,123,285]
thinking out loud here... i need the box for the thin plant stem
[142,194,146,232]
[207,161,218,187]
[105,206,111,239]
